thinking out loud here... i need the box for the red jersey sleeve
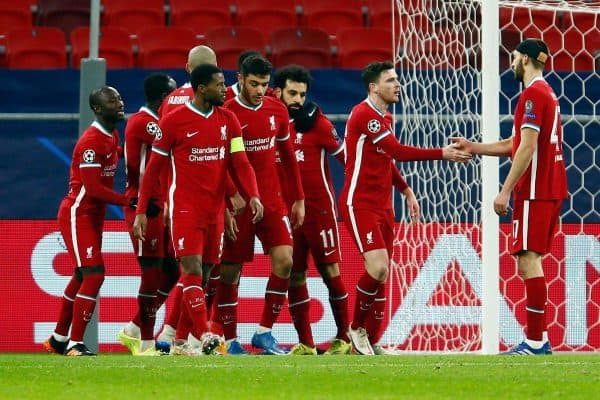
[226,111,259,199]
[276,115,305,201]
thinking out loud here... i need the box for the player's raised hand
[133,214,148,241]
[248,196,264,223]
[442,142,472,162]
[290,199,305,229]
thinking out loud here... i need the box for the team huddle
[43,38,566,357]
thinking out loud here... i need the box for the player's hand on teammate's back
[290,199,305,229]
[133,214,148,241]
[224,209,239,241]
[248,197,264,223]
[442,142,472,162]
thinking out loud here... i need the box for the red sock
[175,308,192,341]
[214,281,239,340]
[324,275,349,341]
[351,272,381,330]
[165,280,183,328]
[525,276,547,341]
[288,284,314,347]
[70,272,104,342]
[205,264,221,321]
[55,272,82,337]
[181,274,208,339]
[365,284,386,344]
[260,273,289,329]
[137,266,161,340]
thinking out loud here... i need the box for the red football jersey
[512,76,568,200]
[151,103,244,223]
[60,121,127,215]
[224,95,303,210]
[282,110,343,216]
[124,106,163,201]
[341,98,442,210]
[158,83,193,118]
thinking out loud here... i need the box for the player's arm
[450,137,513,157]
[133,146,168,240]
[78,149,129,206]
[226,117,263,223]
[391,164,420,222]
[277,117,305,228]
[494,128,538,215]
[375,132,470,162]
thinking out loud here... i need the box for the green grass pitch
[1,354,599,399]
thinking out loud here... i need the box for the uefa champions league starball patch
[146,121,161,136]
[82,149,96,163]
[367,119,381,133]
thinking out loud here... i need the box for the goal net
[383,0,600,353]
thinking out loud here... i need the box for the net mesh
[384,0,600,352]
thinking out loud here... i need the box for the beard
[513,60,524,83]
[287,103,301,119]
[208,96,224,106]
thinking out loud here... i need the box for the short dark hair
[240,54,272,77]
[361,61,395,91]
[190,63,223,91]
[238,49,261,70]
[516,38,549,70]
[273,64,312,90]
[88,85,114,111]
[144,73,173,103]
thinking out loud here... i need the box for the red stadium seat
[562,11,597,33]
[70,26,134,69]
[270,27,332,68]
[237,0,298,37]
[301,0,364,37]
[366,0,431,34]
[0,3,33,34]
[37,0,90,36]
[169,0,234,34]
[204,26,266,70]
[102,0,165,36]
[336,27,394,69]
[551,50,595,72]
[511,7,558,31]
[6,27,67,69]
[137,27,199,68]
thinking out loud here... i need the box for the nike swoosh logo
[324,249,336,256]
[241,124,249,130]
[222,320,233,325]
[105,153,113,159]
[186,131,199,137]
[308,109,316,117]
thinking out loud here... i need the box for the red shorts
[293,213,341,271]
[510,199,563,255]
[170,215,207,258]
[222,207,293,263]
[124,207,166,258]
[57,207,104,267]
[341,206,394,255]
[203,222,224,265]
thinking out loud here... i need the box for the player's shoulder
[523,79,554,99]
[263,96,287,114]
[223,97,237,109]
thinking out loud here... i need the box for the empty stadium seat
[301,0,364,37]
[6,27,67,68]
[102,0,165,36]
[0,3,33,34]
[37,0,90,36]
[562,11,597,32]
[169,0,234,33]
[336,27,393,69]
[270,27,332,68]
[366,0,432,34]
[237,0,298,36]
[137,27,199,68]
[204,26,266,70]
[70,26,134,68]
